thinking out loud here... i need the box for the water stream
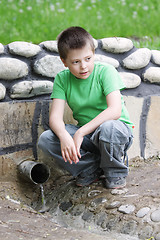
[38,184,50,213]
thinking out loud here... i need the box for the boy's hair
[57,26,95,60]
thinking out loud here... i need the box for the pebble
[89,197,107,211]
[111,188,128,195]
[88,190,102,198]
[70,204,85,216]
[120,220,137,235]
[105,201,121,209]
[156,233,160,240]
[118,204,135,214]
[150,209,160,222]
[59,201,72,212]
[136,207,150,218]
[82,211,93,222]
[137,225,153,239]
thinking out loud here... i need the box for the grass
[0,0,160,49]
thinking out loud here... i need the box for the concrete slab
[145,96,160,158]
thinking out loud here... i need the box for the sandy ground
[0,157,160,240]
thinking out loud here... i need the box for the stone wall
[1,38,160,180]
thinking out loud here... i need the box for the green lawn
[0,0,160,49]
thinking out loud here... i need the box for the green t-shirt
[51,62,133,129]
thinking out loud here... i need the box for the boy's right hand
[60,131,79,164]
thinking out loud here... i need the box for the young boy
[38,26,133,189]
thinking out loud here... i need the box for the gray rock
[69,204,85,216]
[150,209,160,222]
[95,54,119,68]
[0,43,4,54]
[89,197,107,212]
[123,48,151,70]
[93,38,98,49]
[59,201,72,211]
[119,72,141,89]
[156,233,160,240]
[138,225,153,239]
[111,188,128,195]
[118,204,135,214]
[136,207,150,218]
[82,211,93,222]
[0,58,28,80]
[151,50,160,65]
[105,201,121,209]
[8,41,41,57]
[102,217,120,231]
[143,66,160,84]
[40,40,58,53]
[40,38,97,53]
[34,55,66,78]
[10,80,53,98]
[88,190,102,197]
[120,220,137,235]
[96,212,107,226]
[0,83,6,100]
[101,37,133,53]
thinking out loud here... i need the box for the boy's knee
[100,120,113,131]
[98,120,115,141]
[98,120,130,145]
[38,130,51,149]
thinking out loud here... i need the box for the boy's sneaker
[104,177,126,189]
[76,169,102,187]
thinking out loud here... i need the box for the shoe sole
[111,182,126,189]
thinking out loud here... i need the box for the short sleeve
[50,72,66,100]
[100,64,125,96]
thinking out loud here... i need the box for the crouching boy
[38,26,133,189]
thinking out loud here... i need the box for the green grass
[0,0,160,49]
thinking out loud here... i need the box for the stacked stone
[0,38,160,101]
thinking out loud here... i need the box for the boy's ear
[61,58,68,67]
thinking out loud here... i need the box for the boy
[38,26,133,189]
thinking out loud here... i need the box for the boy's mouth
[80,71,88,75]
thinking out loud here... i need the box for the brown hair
[57,26,95,60]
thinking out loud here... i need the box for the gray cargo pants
[38,120,133,178]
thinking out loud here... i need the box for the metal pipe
[18,160,50,184]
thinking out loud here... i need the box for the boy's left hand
[73,131,83,159]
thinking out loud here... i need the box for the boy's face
[61,42,95,79]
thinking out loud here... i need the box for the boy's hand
[60,131,79,164]
[73,130,84,159]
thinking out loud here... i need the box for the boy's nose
[80,61,86,69]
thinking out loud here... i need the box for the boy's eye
[86,57,91,61]
[72,60,79,64]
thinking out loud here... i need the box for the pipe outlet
[18,160,50,184]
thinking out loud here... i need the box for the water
[38,184,50,213]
